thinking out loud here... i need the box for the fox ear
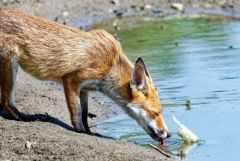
[135,57,149,77]
[131,57,148,90]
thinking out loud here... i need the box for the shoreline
[1,0,240,30]
[1,0,240,161]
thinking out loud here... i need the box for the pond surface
[97,18,240,161]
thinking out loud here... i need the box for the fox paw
[75,128,92,134]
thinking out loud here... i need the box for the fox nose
[158,130,171,139]
[158,130,167,139]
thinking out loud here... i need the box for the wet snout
[145,125,171,142]
[158,129,171,139]
[156,114,171,139]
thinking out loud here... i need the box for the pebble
[144,4,152,10]
[171,3,184,12]
[140,6,145,11]
[111,0,120,6]
[130,5,136,9]
[62,11,69,18]
[3,0,8,4]
[113,21,118,27]
[25,141,32,150]
[116,12,123,18]
[108,9,114,13]
[113,20,120,31]
[151,8,162,15]
[219,1,234,8]
[100,101,105,105]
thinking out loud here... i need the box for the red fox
[0,8,170,142]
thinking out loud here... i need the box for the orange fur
[0,8,169,140]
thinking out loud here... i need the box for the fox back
[0,8,122,81]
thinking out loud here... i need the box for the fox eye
[152,109,163,117]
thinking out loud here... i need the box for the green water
[97,19,240,161]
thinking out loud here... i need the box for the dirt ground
[0,69,175,161]
[1,0,240,161]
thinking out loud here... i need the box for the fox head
[127,57,170,142]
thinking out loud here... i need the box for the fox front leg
[62,78,86,133]
[80,91,91,134]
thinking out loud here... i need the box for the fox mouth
[147,127,165,142]
[146,126,170,144]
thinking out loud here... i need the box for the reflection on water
[97,19,240,161]
[97,113,201,159]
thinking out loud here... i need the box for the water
[97,18,240,161]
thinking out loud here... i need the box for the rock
[54,16,58,22]
[62,11,69,18]
[113,9,118,14]
[144,4,152,10]
[171,3,184,12]
[220,1,234,9]
[111,0,120,6]
[113,23,120,31]
[130,5,136,9]
[113,21,118,27]
[25,141,32,150]
[113,19,120,31]
[204,3,213,8]
[113,32,118,38]
[116,12,123,18]
[219,0,227,6]
[3,0,8,4]
[151,8,162,15]
[100,101,105,105]
[140,6,145,11]
[108,9,113,13]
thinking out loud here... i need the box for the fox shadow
[0,106,114,140]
